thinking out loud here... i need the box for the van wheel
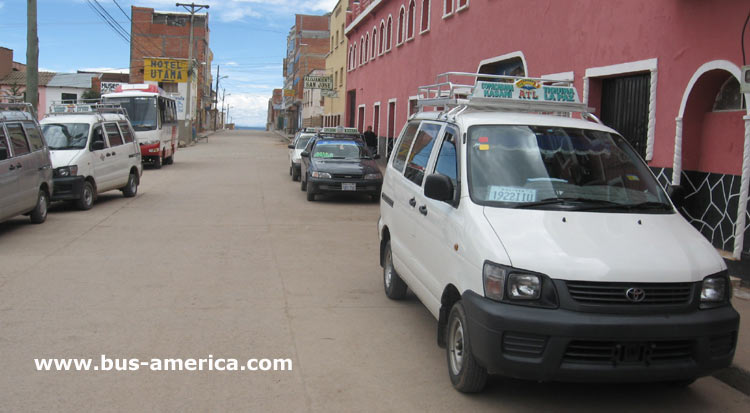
[383,241,407,299]
[292,167,300,181]
[306,187,316,201]
[153,156,162,169]
[30,190,48,224]
[164,155,174,165]
[289,165,293,176]
[122,172,138,197]
[300,175,307,191]
[76,181,94,210]
[447,301,488,393]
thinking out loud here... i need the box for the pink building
[344,0,750,259]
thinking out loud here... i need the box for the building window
[364,33,369,63]
[379,21,385,54]
[407,0,416,40]
[420,0,430,33]
[713,76,746,111]
[340,68,344,87]
[386,16,393,51]
[331,36,334,52]
[336,30,339,45]
[372,27,378,59]
[61,93,77,103]
[397,7,405,45]
[341,24,345,42]
[334,72,338,89]
[360,37,365,65]
[457,0,468,11]
[443,0,454,17]
[600,73,651,158]
[409,96,418,117]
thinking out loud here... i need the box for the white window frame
[420,0,431,34]
[408,95,419,118]
[364,33,370,64]
[357,104,367,132]
[397,6,406,46]
[386,15,394,51]
[456,0,469,12]
[443,0,454,18]
[406,0,417,42]
[372,26,378,60]
[379,20,386,55]
[387,98,398,137]
[583,58,658,161]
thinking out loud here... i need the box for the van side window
[105,123,124,146]
[0,126,9,160]
[392,121,420,172]
[6,123,30,156]
[118,121,134,143]
[22,122,45,152]
[404,122,441,186]
[435,126,458,183]
[90,125,107,150]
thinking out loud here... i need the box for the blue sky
[0,0,337,126]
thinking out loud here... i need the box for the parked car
[299,137,382,202]
[378,73,739,392]
[0,103,53,225]
[40,103,143,210]
[288,132,315,181]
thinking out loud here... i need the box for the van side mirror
[288,144,295,149]
[667,184,686,208]
[301,151,310,158]
[424,174,454,202]
[91,141,105,151]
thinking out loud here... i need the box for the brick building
[130,6,213,142]
[282,14,330,132]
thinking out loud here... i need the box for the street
[1,129,749,411]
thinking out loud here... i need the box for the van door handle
[106,153,111,157]
[419,205,428,216]
[111,151,116,156]
[9,164,15,170]
[15,163,22,168]
[409,197,416,207]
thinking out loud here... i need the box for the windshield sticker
[313,152,334,158]
[527,177,568,183]
[626,174,640,181]
[478,136,489,143]
[487,186,537,203]
[479,144,490,151]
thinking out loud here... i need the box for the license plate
[342,183,356,191]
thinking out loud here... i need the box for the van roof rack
[47,101,129,118]
[0,102,38,122]
[416,72,601,123]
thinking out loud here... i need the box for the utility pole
[213,65,219,131]
[176,2,209,144]
[26,0,39,113]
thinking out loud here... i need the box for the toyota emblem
[625,287,646,303]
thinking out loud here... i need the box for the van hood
[482,208,725,283]
[50,150,80,168]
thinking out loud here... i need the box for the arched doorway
[672,60,750,258]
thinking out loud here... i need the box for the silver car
[0,103,53,225]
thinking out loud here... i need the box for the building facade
[344,0,750,259]
[267,88,284,131]
[130,6,213,143]
[282,14,330,133]
[323,0,349,128]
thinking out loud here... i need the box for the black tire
[446,301,488,393]
[383,241,407,300]
[300,175,307,191]
[289,165,293,176]
[29,190,48,224]
[76,181,95,210]
[164,154,174,165]
[292,167,300,182]
[306,187,316,201]
[666,378,696,387]
[153,155,162,169]
[122,172,138,197]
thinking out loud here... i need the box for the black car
[300,137,382,202]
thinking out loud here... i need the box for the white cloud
[224,92,271,126]
[79,67,130,74]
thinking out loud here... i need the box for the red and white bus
[102,84,178,168]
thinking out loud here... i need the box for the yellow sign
[283,89,296,97]
[144,58,188,83]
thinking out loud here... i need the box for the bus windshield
[105,97,157,131]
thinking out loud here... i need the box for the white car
[288,132,315,181]
[40,103,143,210]
[378,73,739,392]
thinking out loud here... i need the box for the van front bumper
[461,290,739,382]
[51,176,85,201]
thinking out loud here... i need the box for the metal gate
[600,73,650,158]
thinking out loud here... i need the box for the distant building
[322,0,348,128]
[302,69,327,127]
[282,13,330,133]
[267,88,283,131]
[129,6,214,143]
[344,0,750,259]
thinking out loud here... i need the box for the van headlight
[54,165,78,177]
[700,273,730,309]
[482,261,557,308]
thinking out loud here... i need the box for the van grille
[563,340,693,365]
[566,281,693,305]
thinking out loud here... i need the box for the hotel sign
[144,58,189,83]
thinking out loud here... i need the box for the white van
[40,103,143,210]
[378,73,739,392]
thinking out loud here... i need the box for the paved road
[1,130,748,411]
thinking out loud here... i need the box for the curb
[713,364,750,395]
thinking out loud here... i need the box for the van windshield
[104,97,157,131]
[467,125,671,212]
[42,123,90,149]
